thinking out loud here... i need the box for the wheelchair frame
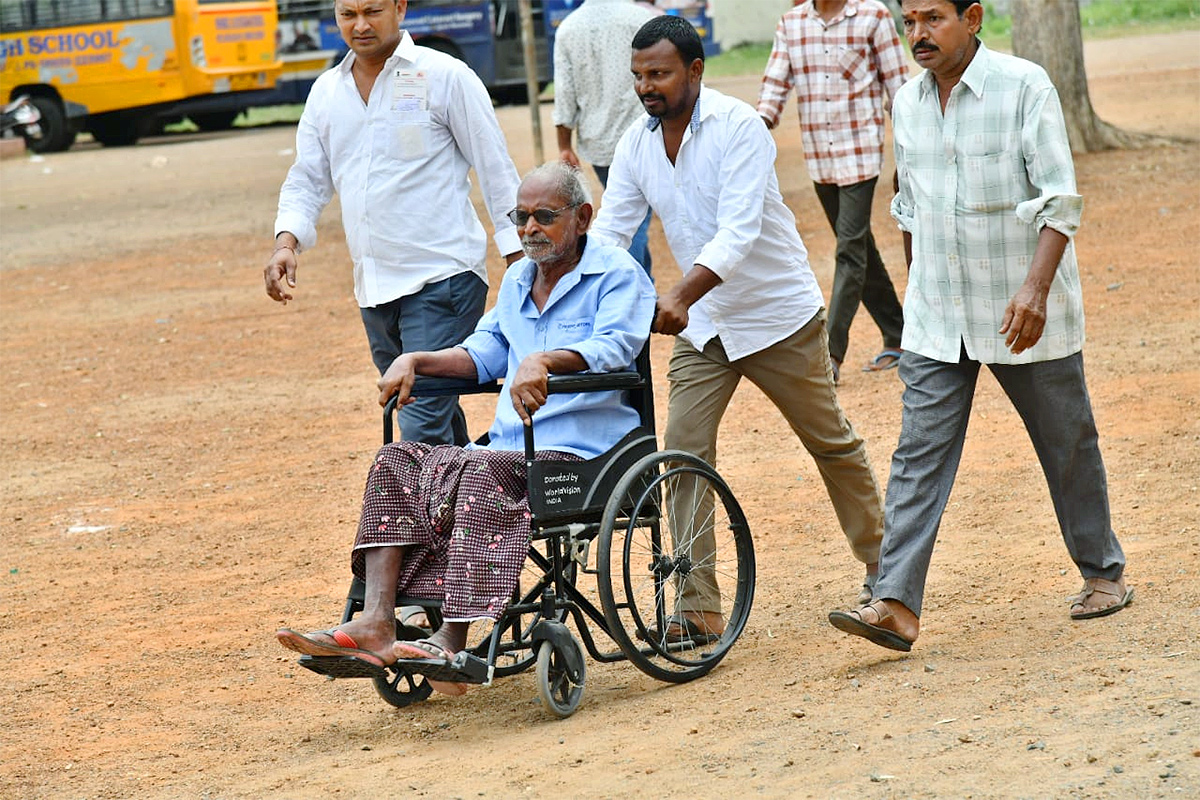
[296,347,756,718]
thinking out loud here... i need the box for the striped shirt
[891,44,1086,365]
[756,0,909,186]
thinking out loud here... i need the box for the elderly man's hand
[378,353,419,408]
[510,353,551,425]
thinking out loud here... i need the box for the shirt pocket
[961,152,1025,214]
[838,45,869,81]
[387,110,432,160]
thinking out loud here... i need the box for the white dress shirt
[551,0,655,167]
[891,44,1086,364]
[275,32,521,308]
[592,86,824,361]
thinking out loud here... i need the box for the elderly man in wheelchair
[277,162,656,688]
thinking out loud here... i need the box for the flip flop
[828,605,913,652]
[276,628,389,667]
[863,349,903,372]
[394,640,468,696]
[1069,577,1134,620]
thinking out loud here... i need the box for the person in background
[553,0,657,272]
[757,0,909,384]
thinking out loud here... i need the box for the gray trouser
[360,271,487,446]
[813,179,904,363]
[874,347,1126,616]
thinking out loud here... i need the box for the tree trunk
[1010,0,1162,152]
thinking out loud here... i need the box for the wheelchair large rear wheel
[597,451,754,683]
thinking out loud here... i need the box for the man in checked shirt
[757,0,909,384]
[828,0,1131,652]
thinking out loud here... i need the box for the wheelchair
[295,347,756,717]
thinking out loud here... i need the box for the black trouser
[813,178,904,364]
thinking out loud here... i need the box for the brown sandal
[828,600,913,652]
[1069,577,1133,620]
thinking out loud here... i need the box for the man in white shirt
[592,16,886,639]
[264,0,523,446]
[553,0,656,271]
[828,0,1130,654]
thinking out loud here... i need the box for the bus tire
[25,95,75,154]
[89,112,142,147]
[190,110,240,132]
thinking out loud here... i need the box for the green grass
[704,42,772,78]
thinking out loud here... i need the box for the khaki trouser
[664,311,884,614]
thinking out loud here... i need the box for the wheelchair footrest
[396,651,492,685]
[298,655,387,680]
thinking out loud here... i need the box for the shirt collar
[337,30,416,74]
[645,86,707,133]
[918,39,989,101]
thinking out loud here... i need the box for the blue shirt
[460,237,657,459]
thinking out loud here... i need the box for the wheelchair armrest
[545,371,643,394]
[383,378,501,444]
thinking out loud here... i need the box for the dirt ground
[2,30,1198,800]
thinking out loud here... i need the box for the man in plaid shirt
[757,0,909,383]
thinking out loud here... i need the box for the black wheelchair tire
[597,450,755,683]
[535,638,585,718]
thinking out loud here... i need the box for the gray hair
[521,161,592,208]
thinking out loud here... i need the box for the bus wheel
[89,112,142,147]
[25,96,76,153]
[190,110,241,132]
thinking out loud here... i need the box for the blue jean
[874,347,1126,617]
[359,271,487,446]
[593,163,652,275]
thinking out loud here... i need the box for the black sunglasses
[506,204,576,226]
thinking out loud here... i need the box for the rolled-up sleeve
[560,258,656,373]
[274,96,333,251]
[693,114,772,280]
[1015,85,1083,238]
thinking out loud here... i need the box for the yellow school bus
[0,0,281,151]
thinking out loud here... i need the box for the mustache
[912,42,938,53]
[521,236,552,247]
[639,94,664,104]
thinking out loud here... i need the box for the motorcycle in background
[1,96,44,148]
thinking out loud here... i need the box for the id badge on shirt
[391,69,428,112]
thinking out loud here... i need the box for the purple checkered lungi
[351,442,579,621]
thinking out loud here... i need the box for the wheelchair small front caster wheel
[373,667,434,708]
[535,636,585,718]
